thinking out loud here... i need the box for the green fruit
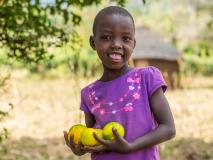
[103,122,125,140]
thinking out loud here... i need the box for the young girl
[63,6,176,160]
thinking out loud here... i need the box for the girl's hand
[84,128,132,154]
[84,144,108,153]
[63,131,87,156]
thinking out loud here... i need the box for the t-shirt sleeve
[80,88,90,113]
[144,66,167,98]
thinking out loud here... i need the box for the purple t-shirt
[80,66,167,160]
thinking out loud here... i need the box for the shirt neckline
[95,67,139,85]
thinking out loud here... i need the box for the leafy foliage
[0,0,126,64]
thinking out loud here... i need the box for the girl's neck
[100,64,132,82]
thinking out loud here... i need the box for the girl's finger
[69,134,76,148]
[63,131,69,143]
[78,141,84,147]
[63,131,72,148]
[63,131,68,139]
[93,132,109,146]
[112,127,123,142]
[77,141,85,150]
[84,145,106,152]
[83,146,96,153]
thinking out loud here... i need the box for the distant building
[131,26,182,89]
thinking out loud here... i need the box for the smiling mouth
[108,53,123,62]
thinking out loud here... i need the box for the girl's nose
[111,38,122,49]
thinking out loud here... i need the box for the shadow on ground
[0,137,213,160]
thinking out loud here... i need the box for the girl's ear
[133,38,136,49]
[89,36,96,50]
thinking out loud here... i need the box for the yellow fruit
[103,122,125,140]
[68,124,86,144]
[81,128,103,146]
[94,128,103,145]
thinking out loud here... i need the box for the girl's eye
[101,35,111,40]
[123,36,132,42]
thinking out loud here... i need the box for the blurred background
[0,0,213,159]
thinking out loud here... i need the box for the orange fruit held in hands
[81,128,103,146]
[68,124,86,144]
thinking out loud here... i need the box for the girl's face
[90,14,136,70]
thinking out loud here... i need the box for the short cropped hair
[92,6,135,35]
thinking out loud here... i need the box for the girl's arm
[84,112,96,128]
[129,87,176,152]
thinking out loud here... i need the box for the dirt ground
[0,71,213,160]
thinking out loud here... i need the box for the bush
[183,55,213,76]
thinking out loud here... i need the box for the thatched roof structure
[132,26,181,61]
